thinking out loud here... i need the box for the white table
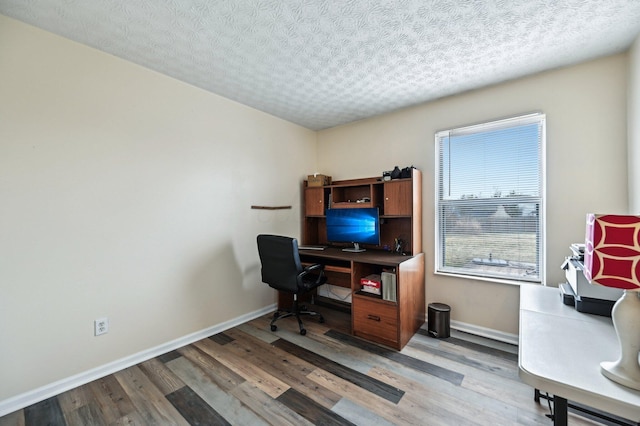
[518,285,640,425]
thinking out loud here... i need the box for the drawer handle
[367,314,381,321]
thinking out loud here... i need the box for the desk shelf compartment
[352,262,382,293]
[354,290,383,300]
[379,217,412,254]
[330,183,382,208]
[323,266,351,289]
[302,260,351,289]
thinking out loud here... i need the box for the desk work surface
[518,285,640,421]
[298,246,415,266]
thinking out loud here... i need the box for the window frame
[434,113,546,285]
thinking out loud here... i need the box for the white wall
[318,54,629,336]
[629,35,640,212]
[0,15,316,403]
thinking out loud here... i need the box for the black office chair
[257,234,326,335]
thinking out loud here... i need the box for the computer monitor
[326,207,380,252]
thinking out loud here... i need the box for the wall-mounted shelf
[251,205,292,210]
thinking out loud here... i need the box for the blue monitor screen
[326,207,380,246]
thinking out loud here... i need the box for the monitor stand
[342,243,366,253]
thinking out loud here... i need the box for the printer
[560,243,623,316]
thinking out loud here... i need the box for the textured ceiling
[2,1,640,130]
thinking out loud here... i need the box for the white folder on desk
[382,272,396,302]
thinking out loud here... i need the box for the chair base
[270,297,324,335]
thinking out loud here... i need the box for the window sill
[434,270,542,287]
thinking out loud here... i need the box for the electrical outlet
[94,317,109,336]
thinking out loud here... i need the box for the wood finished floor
[0,306,616,425]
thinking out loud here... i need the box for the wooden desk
[518,285,640,425]
[298,248,425,350]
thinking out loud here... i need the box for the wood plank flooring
[0,305,624,425]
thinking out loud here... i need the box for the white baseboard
[0,304,276,418]
[450,320,519,346]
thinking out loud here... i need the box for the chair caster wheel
[319,316,325,324]
[270,325,277,331]
[300,328,306,336]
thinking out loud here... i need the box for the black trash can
[428,303,451,338]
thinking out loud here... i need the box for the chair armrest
[303,263,324,273]
[299,263,325,286]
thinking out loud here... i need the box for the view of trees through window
[436,114,544,282]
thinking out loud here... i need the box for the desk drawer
[353,298,398,346]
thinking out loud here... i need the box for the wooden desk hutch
[294,169,425,350]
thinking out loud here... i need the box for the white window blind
[435,113,545,283]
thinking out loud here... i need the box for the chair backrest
[257,234,303,293]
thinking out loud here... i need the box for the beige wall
[0,15,316,402]
[629,35,640,212]
[318,54,629,336]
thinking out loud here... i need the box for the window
[435,113,545,283]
